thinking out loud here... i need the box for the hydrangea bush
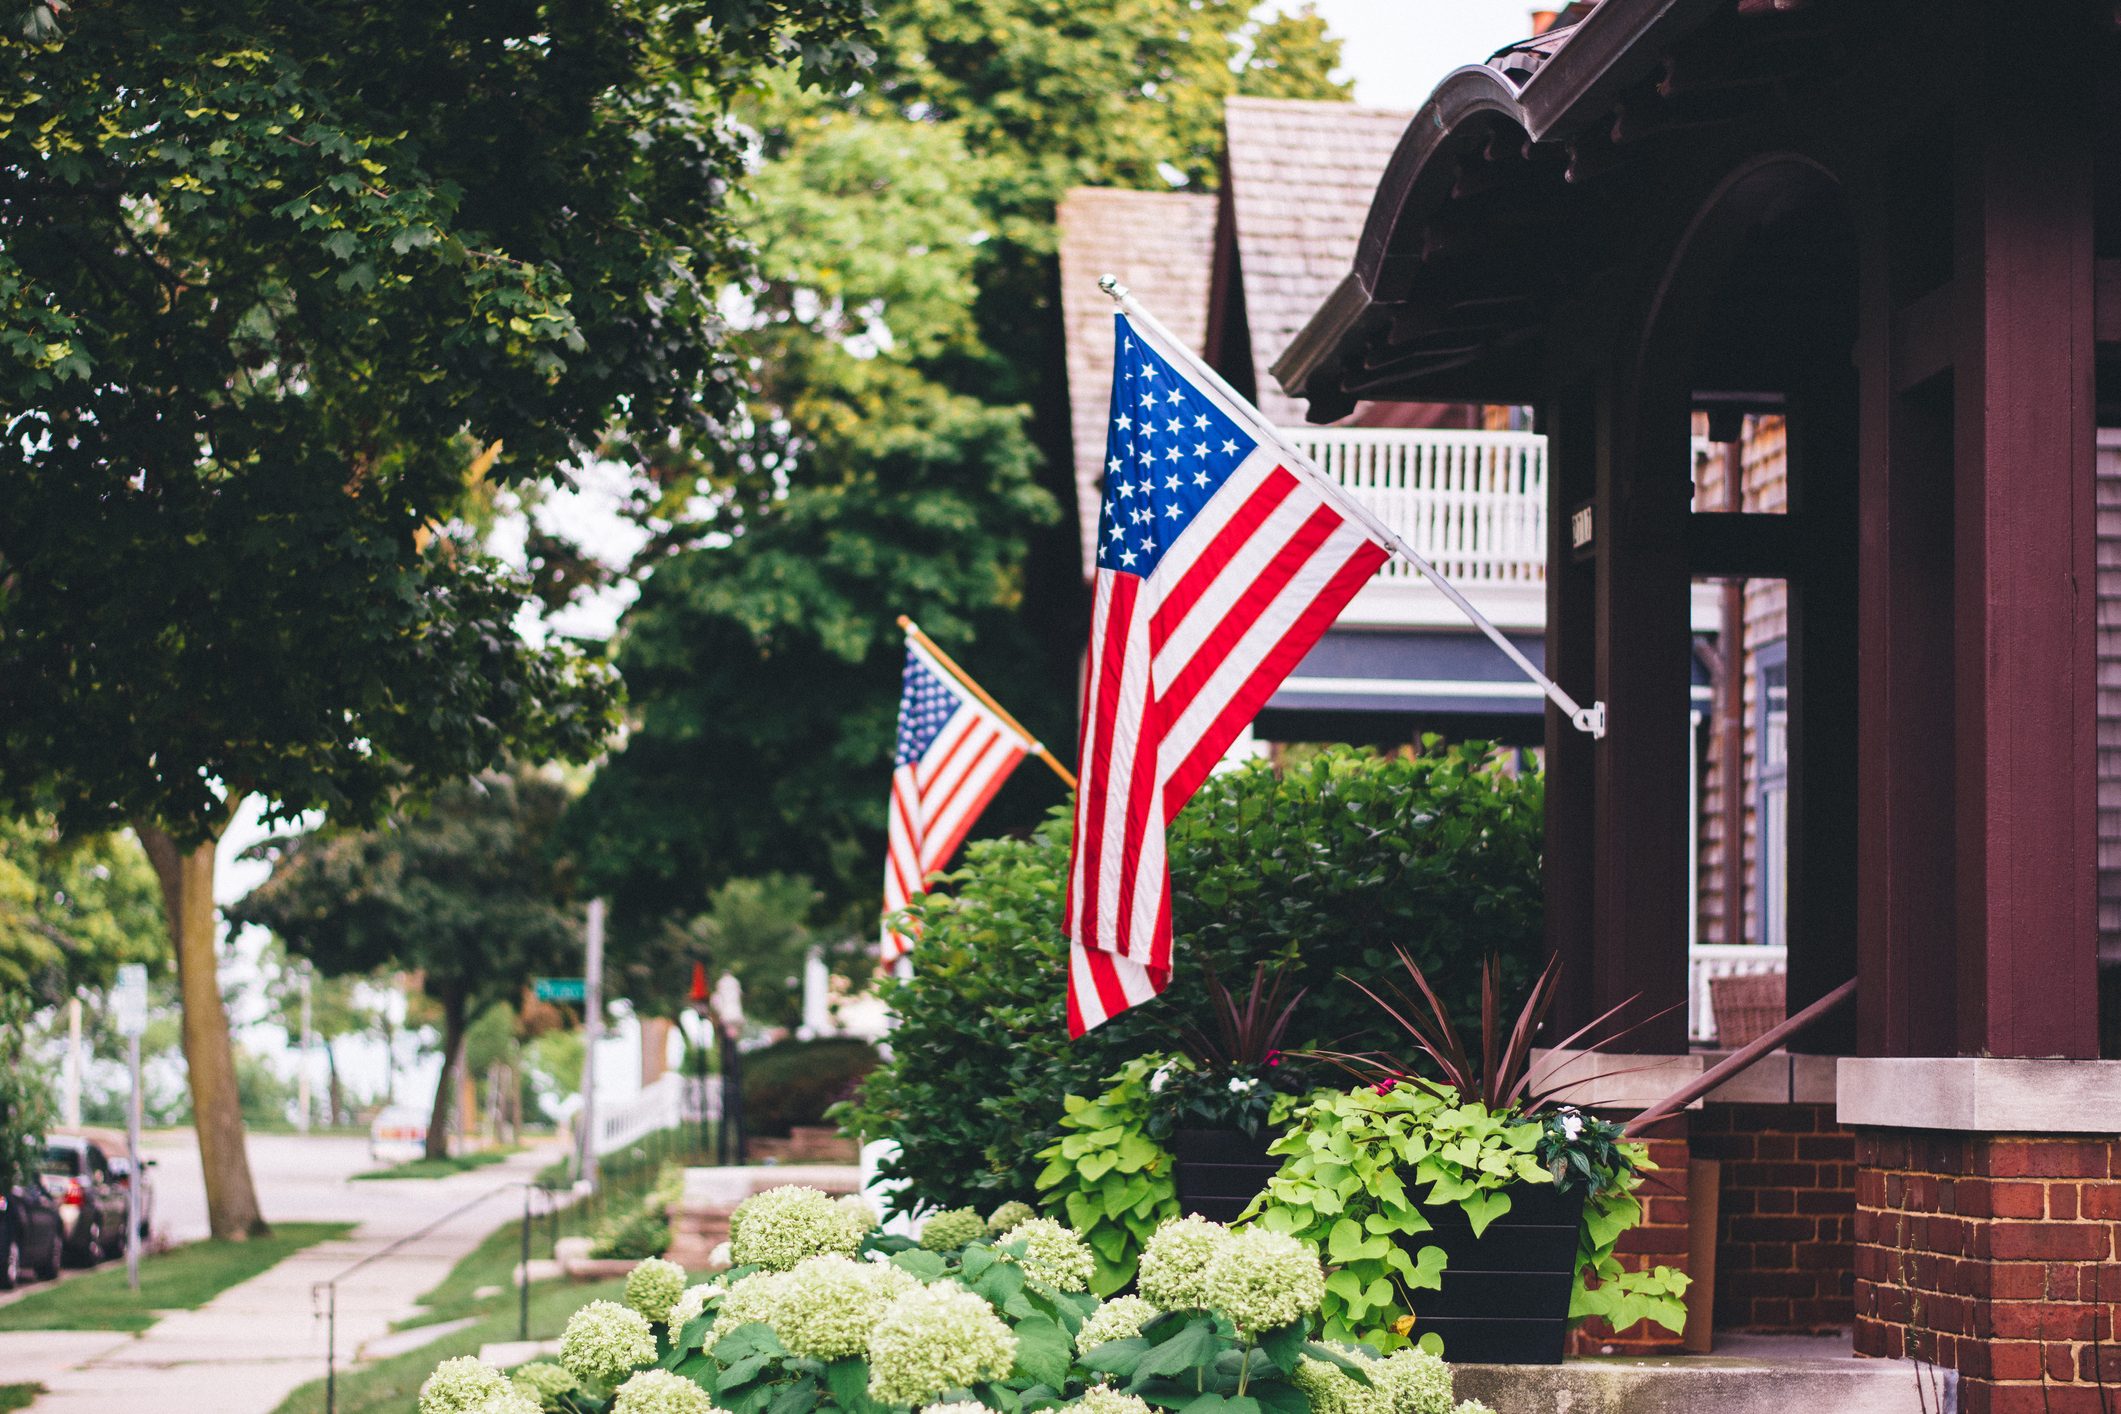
[418,1187,1510,1414]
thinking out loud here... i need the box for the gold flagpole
[896,615,1077,789]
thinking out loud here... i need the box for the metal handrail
[311,1176,563,1414]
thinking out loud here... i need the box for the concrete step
[1450,1335,1942,1414]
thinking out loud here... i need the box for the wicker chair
[1708,971,1787,1049]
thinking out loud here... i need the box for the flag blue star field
[881,637,1030,961]
[1065,314,1391,1034]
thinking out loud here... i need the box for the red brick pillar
[1854,1131,2121,1413]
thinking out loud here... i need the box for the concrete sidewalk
[4,1141,562,1414]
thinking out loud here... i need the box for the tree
[0,816,167,1002]
[566,6,1347,949]
[0,0,874,1237]
[232,770,580,1160]
[0,993,55,1195]
[262,943,379,1128]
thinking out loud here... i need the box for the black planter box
[1399,1181,1585,1365]
[1170,1127,1280,1223]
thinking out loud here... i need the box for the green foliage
[0,993,53,1192]
[1247,1088,1688,1351]
[742,1038,881,1138]
[631,875,839,1030]
[590,1211,673,1262]
[842,749,1545,1215]
[1033,1057,1181,1296]
[0,816,166,1000]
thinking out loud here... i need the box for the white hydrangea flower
[1135,1215,1232,1312]
[611,1368,715,1414]
[918,1404,1002,1414]
[1294,1354,1391,1414]
[1199,1227,1324,1336]
[770,1254,920,1360]
[625,1256,689,1325]
[1452,1402,1497,1414]
[729,1186,866,1271]
[985,1201,1036,1236]
[508,1361,578,1411]
[1076,1294,1159,1354]
[1369,1347,1455,1414]
[558,1300,658,1386]
[867,1281,1019,1405]
[835,1194,880,1248]
[1001,1217,1095,1293]
[1068,1387,1154,1414]
[469,1391,542,1414]
[668,1280,726,1332]
[420,1356,513,1414]
[918,1206,986,1252]
[710,1269,792,1343]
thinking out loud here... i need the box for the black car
[40,1136,131,1265]
[1,1181,63,1289]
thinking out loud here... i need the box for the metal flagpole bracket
[1091,277,1609,743]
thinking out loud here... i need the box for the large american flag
[1064,313,1391,1034]
[881,638,1032,962]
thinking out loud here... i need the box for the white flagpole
[1098,274,1606,740]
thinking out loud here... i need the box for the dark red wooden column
[1945,4,2099,1058]
[1588,371,1695,1054]
[1542,385,1600,1034]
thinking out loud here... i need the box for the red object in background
[689,961,708,1003]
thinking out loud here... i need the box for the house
[1273,0,2121,1405]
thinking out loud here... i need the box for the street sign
[534,976,586,1004]
[112,964,148,1037]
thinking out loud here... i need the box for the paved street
[0,1133,564,1414]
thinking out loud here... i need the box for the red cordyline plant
[1313,947,1671,1115]
[1176,961,1308,1070]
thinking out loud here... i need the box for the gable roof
[1218,97,1413,425]
[1056,186,1219,574]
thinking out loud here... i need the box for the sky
[180,0,1545,1112]
[1302,0,1537,110]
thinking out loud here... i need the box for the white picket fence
[1296,429,1548,588]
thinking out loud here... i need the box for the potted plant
[1159,963,1308,1223]
[1251,950,1688,1364]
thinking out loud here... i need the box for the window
[1756,640,1789,949]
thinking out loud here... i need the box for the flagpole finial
[1098,273,1127,301]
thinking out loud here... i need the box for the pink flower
[1372,1078,1398,1096]
[1265,1050,1283,1068]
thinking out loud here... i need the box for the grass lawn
[0,1222,352,1333]
[353,1148,517,1182]
[0,1385,44,1413]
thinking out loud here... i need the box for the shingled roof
[1217,97,1413,425]
[1056,186,1218,575]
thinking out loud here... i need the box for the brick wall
[1568,1124,1693,1354]
[1691,1102,1857,1331]
[1854,1131,2121,1414]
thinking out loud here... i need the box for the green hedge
[839,744,1545,1214]
[741,1036,880,1137]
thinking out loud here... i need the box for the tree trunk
[138,821,268,1240]
[324,1039,344,1128]
[424,990,469,1162]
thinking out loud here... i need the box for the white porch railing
[1687,943,1789,1044]
[593,1072,686,1156]
[1295,429,1548,588]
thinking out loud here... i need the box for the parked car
[106,1151,156,1243]
[369,1105,429,1165]
[0,1181,63,1289]
[40,1134,131,1265]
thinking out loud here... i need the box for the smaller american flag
[881,638,1033,961]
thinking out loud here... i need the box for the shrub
[590,1210,671,1261]
[742,1036,881,1137]
[840,746,1544,1214]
